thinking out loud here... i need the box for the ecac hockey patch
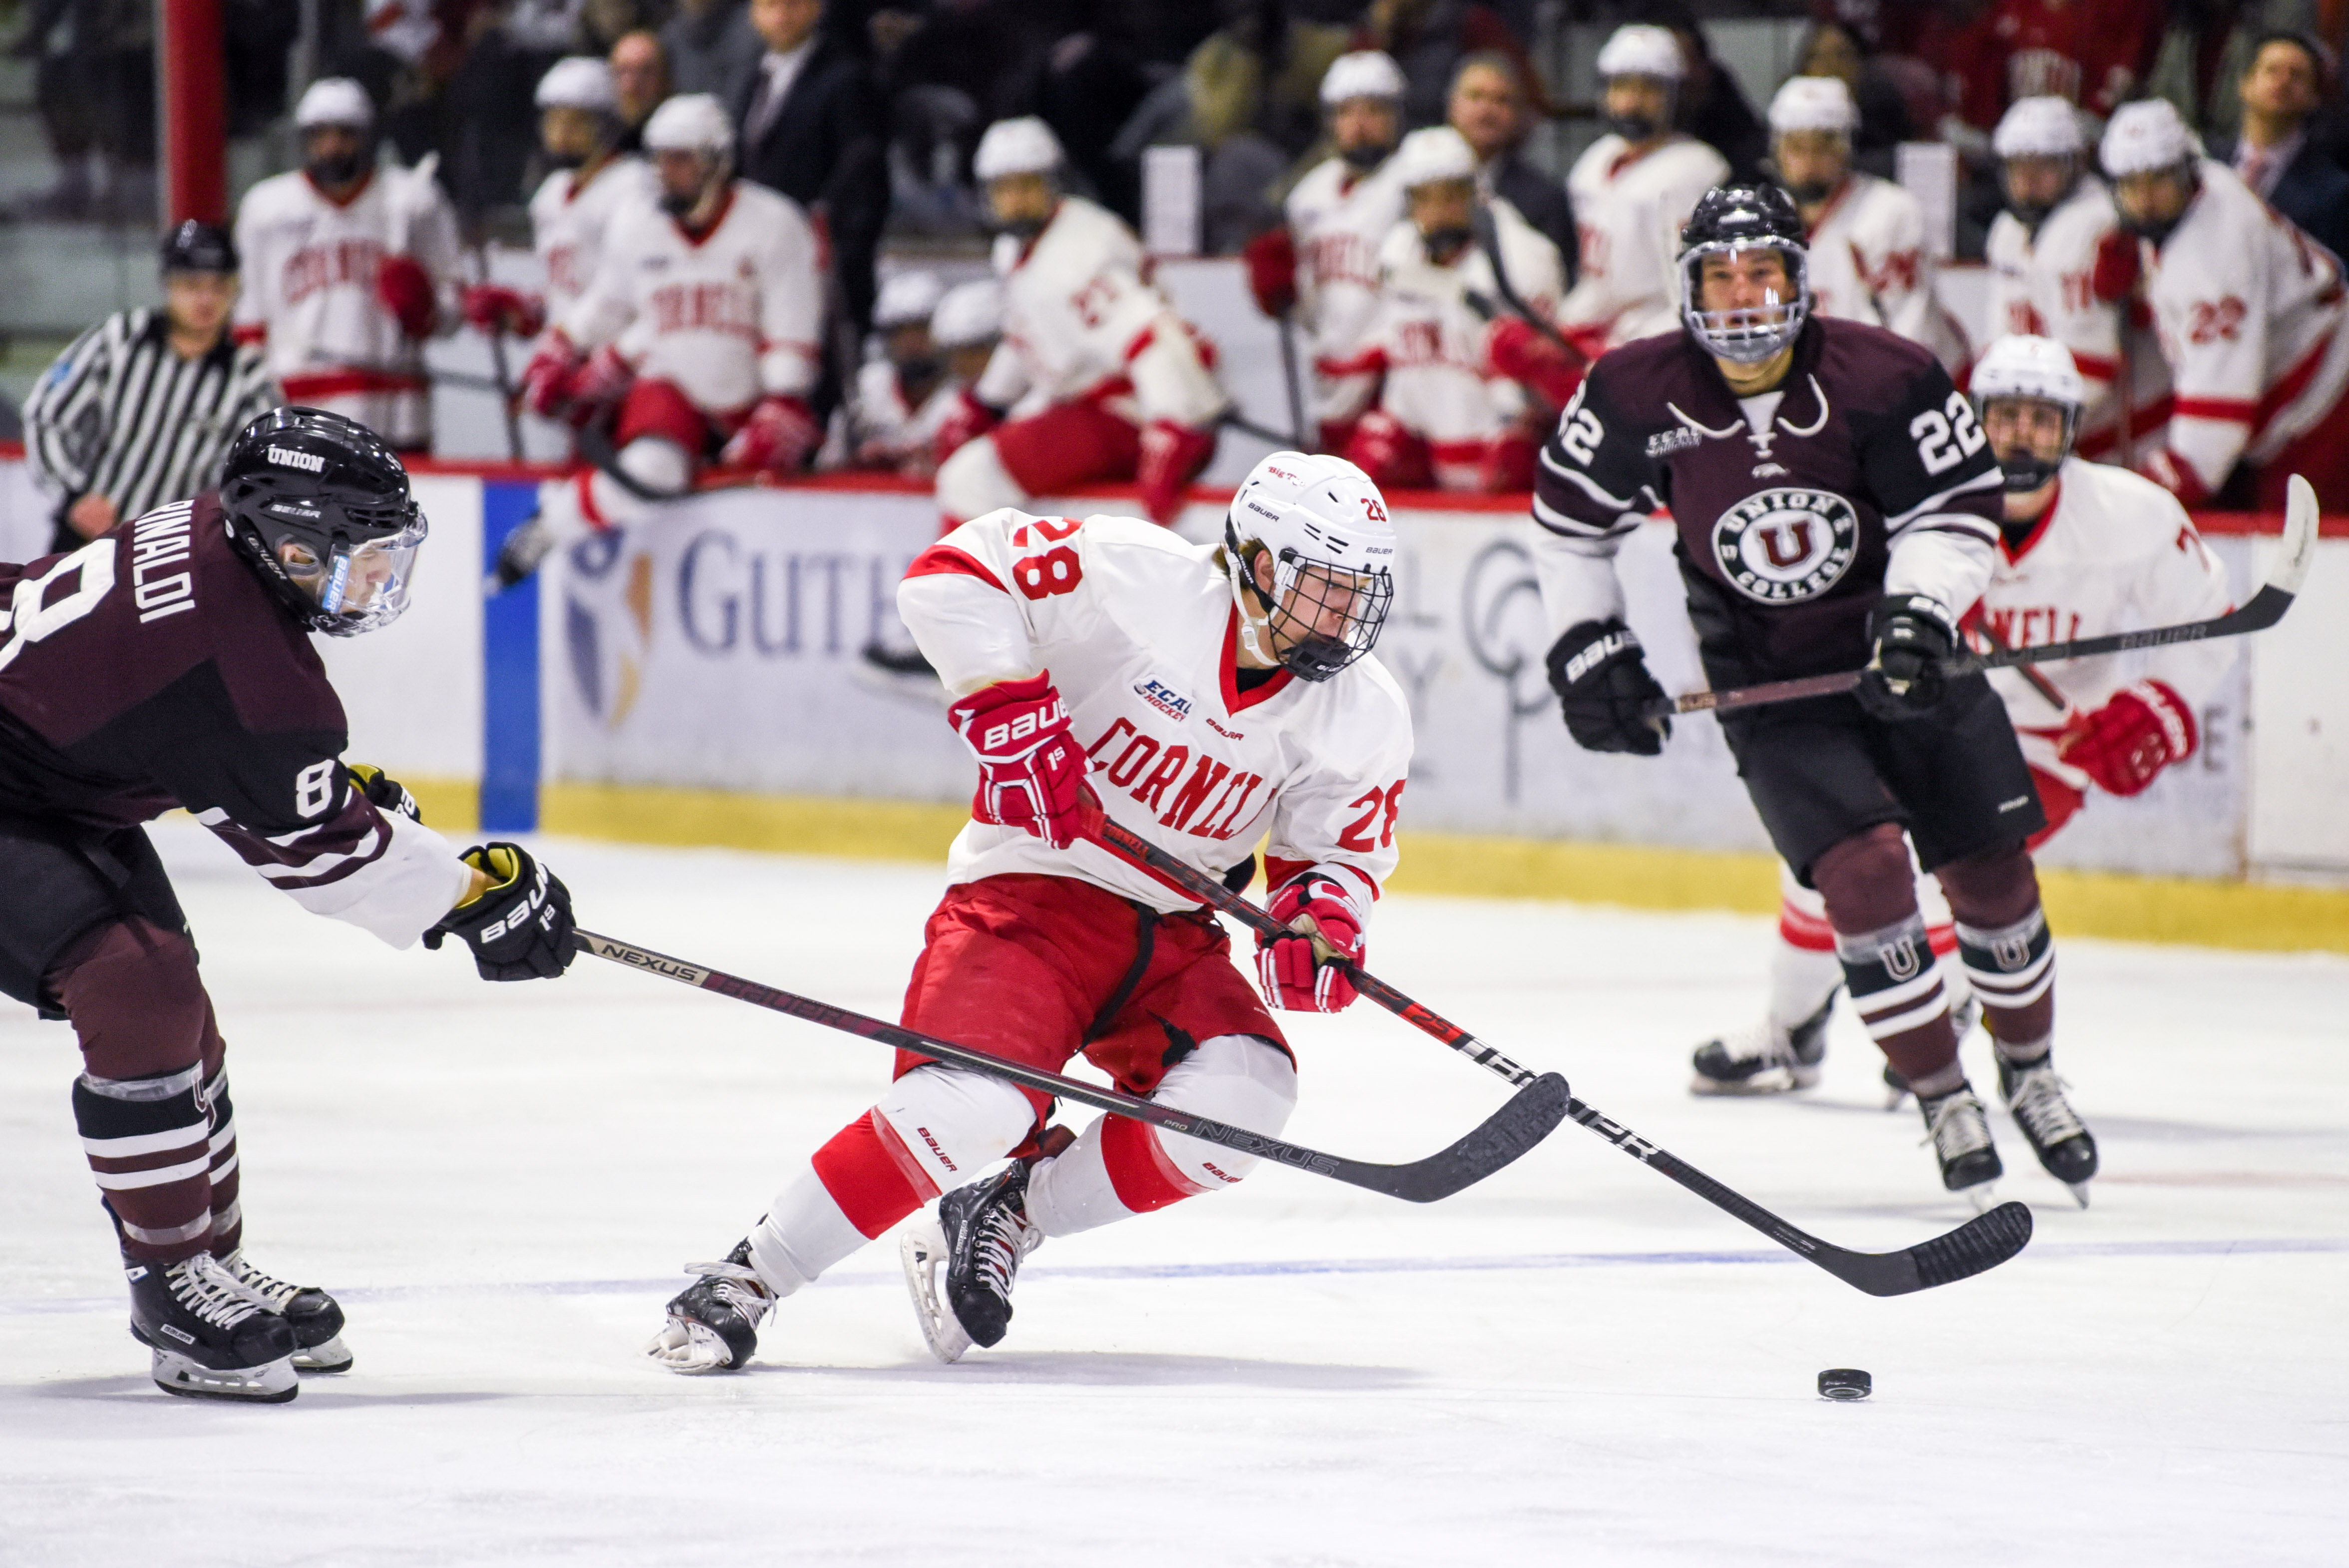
[1134,678,1193,721]
[1711,488,1860,604]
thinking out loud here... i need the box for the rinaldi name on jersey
[898,510,1413,913]
[1531,315,2003,681]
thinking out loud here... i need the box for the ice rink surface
[4,828,2347,1567]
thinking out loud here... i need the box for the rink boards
[0,457,2344,886]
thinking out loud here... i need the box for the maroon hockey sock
[1813,826,1959,1085]
[1937,844,2056,1057]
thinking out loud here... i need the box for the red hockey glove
[1256,870,1366,1012]
[2090,230,2141,305]
[521,335,585,418]
[932,388,1003,465]
[721,395,822,473]
[2058,680,2196,796]
[1479,431,1538,491]
[947,673,1099,850]
[376,254,440,339]
[1242,226,1299,317]
[1343,408,1433,490]
[1136,419,1217,526]
[569,345,635,414]
[2137,448,2210,506]
[461,283,547,340]
[1484,315,1587,408]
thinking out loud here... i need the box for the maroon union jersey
[1533,316,2003,681]
[0,495,467,944]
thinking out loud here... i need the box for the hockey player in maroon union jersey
[646,451,1409,1374]
[0,408,578,1403]
[1532,185,2067,1205]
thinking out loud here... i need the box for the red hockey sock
[810,1110,941,1240]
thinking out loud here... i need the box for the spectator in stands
[1357,0,1546,135]
[23,223,281,554]
[1791,16,1917,179]
[2103,98,2349,509]
[1649,6,1767,183]
[1948,0,2165,131]
[733,0,889,346]
[12,0,158,220]
[610,29,671,152]
[1180,1,1352,252]
[1341,126,1568,493]
[1447,50,1576,277]
[2211,31,2349,262]
[664,0,765,104]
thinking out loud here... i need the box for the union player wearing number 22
[649,452,1410,1372]
[1533,185,2070,1207]
[0,408,580,1405]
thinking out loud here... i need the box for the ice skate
[486,511,557,594]
[1998,1055,2098,1207]
[646,1240,774,1374]
[1690,993,1834,1095]
[907,1163,1043,1362]
[1916,1084,2003,1210]
[218,1249,351,1373]
[125,1252,299,1403]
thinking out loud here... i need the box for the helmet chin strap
[1224,524,1282,665]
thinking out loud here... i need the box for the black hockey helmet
[219,408,427,637]
[1678,183,1812,365]
[160,220,238,276]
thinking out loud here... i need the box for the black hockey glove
[1546,618,1671,756]
[347,763,420,821]
[424,843,577,981]
[1856,594,1957,722]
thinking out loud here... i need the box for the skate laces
[219,1250,297,1307]
[968,1199,1041,1305]
[1920,1090,1994,1161]
[682,1259,774,1320]
[168,1254,270,1330]
[1717,1019,1793,1069]
[2005,1064,2085,1144]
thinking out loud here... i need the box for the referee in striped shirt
[23,221,283,555]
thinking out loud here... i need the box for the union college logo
[1711,488,1861,604]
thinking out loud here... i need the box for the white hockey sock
[746,1167,872,1300]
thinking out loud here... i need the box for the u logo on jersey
[1711,488,1861,604]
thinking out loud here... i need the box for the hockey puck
[1817,1368,1872,1400]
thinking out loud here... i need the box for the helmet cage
[1680,237,1811,364]
[1223,520,1394,682]
[225,476,426,637]
[1971,390,2080,493]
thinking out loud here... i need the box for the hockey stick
[1970,613,2072,717]
[1276,311,1309,447]
[1218,408,1305,448]
[1469,207,1582,358]
[1085,819,2033,1296]
[1643,474,2320,722]
[470,243,525,461]
[572,928,1568,1204]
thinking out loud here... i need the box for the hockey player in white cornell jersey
[232,78,463,451]
[931,117,1229,531]
[1243,50,1410,455]
[1557,25,1729,356]
[2100,98,2349,510]
[506,93,824,577]
[1984,96,2169,461]
[647,452,1411,1372]
[1690,336,2231,1207]
[1766,75,1967,372]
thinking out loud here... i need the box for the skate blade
[1961,1182,2001,1216]
[150,1346,299,1403]
[294,1334,353,1374]
[2065,1181,2092,1210]
[1689,1074,1808,1097]
[899,1220,972,1365]
[644,1318,742,1375]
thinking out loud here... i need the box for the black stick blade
[1361,1072,1571,1203]
[1818,1200,2034,1297]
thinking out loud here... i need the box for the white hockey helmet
[644,93,735,158]
[874,270,946,331]
[1224,452,1398,681]
[1971,334,2085,490]
[974,116,1064,182]
[2101,98,2200,178]
[1767,76,1858,136]
[536,56,618,114]
[1596,24,1685,82]
[1992,95,2084,159]
[931,280,1004,348]
[1320,49,1407,106]
[295,77,375,130]
[1391,125,1479,190]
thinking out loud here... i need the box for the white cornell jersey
[529,155,658,325]
[1974,455,2234,784]
[899,510,1413,915]
[1985,175,2171,459]
[232,163,462,447]
[974,197,1226,430]
[1285,155,1408,419]
[2142,159,2349,495]
[1363,207,1564,469]
[1803,174,1968,371]
[1560,134,1729,349]
[559,180,822,416]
